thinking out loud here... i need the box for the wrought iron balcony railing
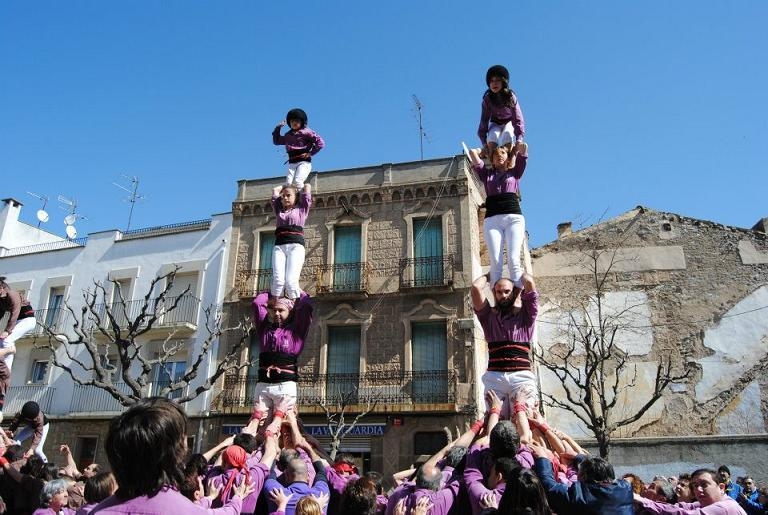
[93,295,201,329]
[315,262,370,294]
[236,268,273,298]
[5,385,54,414]
[399,255,454,288]
[213,369,457,413]
[70,382,134,413]
[30,308,72,336]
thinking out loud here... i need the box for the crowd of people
[0,66,764,514]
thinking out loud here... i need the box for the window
[30,360,49,384]
[75,436,98,471]
[110,278,132,327]
[154,360,187,399]
[326,326,361,402]
[333,226,363,291]
[413,218,444,286]
[162,273,199,325]
[414,431,449,457]
[44,287,65,330]
[257,233,276,292]
[411,321,448,402]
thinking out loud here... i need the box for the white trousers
[486,121,516,147]
[15,422,50,461]
[271,243,305,299]
[482,370,538,419]
[286,161,312,188]
[484,213,525,287]
[2,317,37,372]
[252,381,297,416]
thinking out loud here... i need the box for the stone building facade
[211,156,491,478]
[531,206,768,478]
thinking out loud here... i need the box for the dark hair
[415,465,442,491]
[693,468,720,482]
[498,467,552,515]
[0,276,8,289]
[364,471,384,495]
[445,446,467,470]
[105,397,188,499]
[185,453,209,477]
[490,420,519,459]
[21,455,51,480]
[178,467,201,501]
[233,432,260,454]
[286,108,308,128]
[4,444,24,462]
[278,448,299,471]
[340,476,377,515]
[494,457,519,481]
[84,471,117,504]
[716,465,730,475]
[21,400,40,419]
[578,457,615,483]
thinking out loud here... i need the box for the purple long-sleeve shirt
[272,190,312,228]
[272,127,325,156]
[384,475,461,515]
[252,291,313,356]
[474,290,538,343]
[464,444,504,515]
[635,496,747,515]
[207,460,269,513]
[473,156,527,197]
[89,487,242,515]
[477,91,525,145]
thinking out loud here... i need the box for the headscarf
[220,445,249,501]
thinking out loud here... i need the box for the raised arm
[203,435,234,463]
[471,274,491,313]
[467,147,485,169]
[272,121,286,146]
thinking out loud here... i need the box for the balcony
[70,383,134,414]
[399,256,454,290]
[19,308,72,339]
[315,262,371,297]
[236,268,272,298]
[93,295,200,336]
[212,369,458,414]
[5,385,54,414]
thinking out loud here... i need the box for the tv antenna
[411,94,430,161]
[27,191,50,228]
[113,175,145,231]
[57,195,87,239]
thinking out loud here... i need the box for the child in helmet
[272,108,325,188]
[7,400,50,461]
[478,65,525,157]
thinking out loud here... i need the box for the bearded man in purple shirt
[471,272,539,418]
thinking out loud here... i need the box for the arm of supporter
[520,275,538,322]
[205,495,244,515]
[467,147,485,169]
[429,476,461,514]
[634,495,705,514]
[0,458,22,483]
[533,455,572,507]
[463,446,492,504]
[309,130,324,155]
[253,291,271,331]
[292,291,314,341]
[272,193,283,216]
[512,400,533,446]
[272,124,285,145]
[300,184,312,211]
[59,444,82,479]
[510,154,527,180]
[477,97,490,145]
[203,436,234,463]
[472,274,491,313]
[29,413,45,449]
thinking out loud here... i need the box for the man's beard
[496,298,514,312]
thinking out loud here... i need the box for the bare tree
[534,239,691,460]
[319,386,379,461]
[36,266,251,406]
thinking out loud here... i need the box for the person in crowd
[531,444,634,515]
[471,273,539,416]
[675,473,696,503]
[634,468,747,515]
[74,472,116,515]
[622,474,645,495]
[264,436,330,515]
[88,397,244,514]
[719,466,744,500]
[33,479,75,515]
[643,478,678,504]
[738,477,764,515]
[272,108,325,189]
[0,277,37,423]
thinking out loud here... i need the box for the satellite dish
[65,225,78,239]
[64,214,76,225]
[36,209,50,223]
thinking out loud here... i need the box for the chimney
[752,217,768,234]
[557,221,572,239]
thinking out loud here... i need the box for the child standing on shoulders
[468,143,529,287]
[244,290,313,438]
[272,108,325,188]
[0,277,37,423]
[271,183,311,300]
[478,65,525,157]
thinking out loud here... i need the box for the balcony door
[334,226,362,291]
[326,326,360,403]
[258,233,276,292]
[413,219,443,287]
[411,321,448,403]
[163,273,198,324]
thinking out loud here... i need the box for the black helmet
[286,108,308,128]
[21,401,40,420]
[486,65,510,87]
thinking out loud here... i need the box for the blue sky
[2,1,766,247]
